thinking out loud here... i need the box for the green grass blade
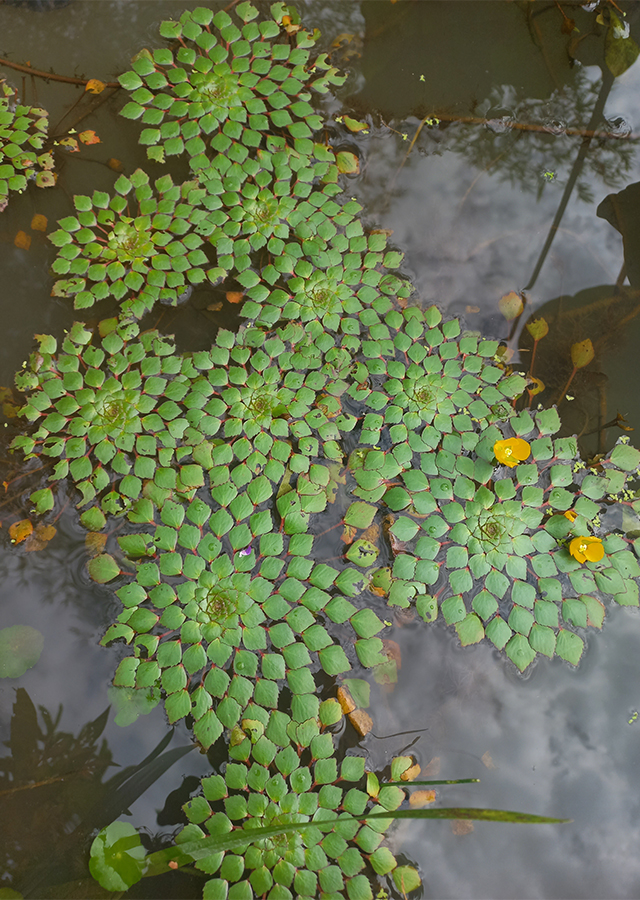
[142,806,571,877]
[384,778,481,786]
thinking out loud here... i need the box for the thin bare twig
[0,56,119,88]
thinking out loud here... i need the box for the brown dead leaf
[466,305,480,314]
[85,79,106,94]
[79,130,101,145]
[107,158,124,172]
[226,291,244,304]
[14,231,31,251]
[381,639,401,670]
[481,751,497,770]
[361,522,380,544]
[85,532,107,557]
[30,214,47,232]
[348,708,373,737]
[422,756,441,777]
[337,685,356,715]
[409,790,436,807]
[9,519,33,544]
[207,302,223,312]
[24,523,57,551]
[401,763,422,782]
[451,820,474,836]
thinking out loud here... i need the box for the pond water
[1,1,640,898]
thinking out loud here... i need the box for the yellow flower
[569,536,604,564]
[564,510,578,522]
[493,437,531,468]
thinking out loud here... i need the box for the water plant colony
[3,3,640,898]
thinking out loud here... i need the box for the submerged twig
[0,57,119,88]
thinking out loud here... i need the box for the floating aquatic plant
[48,170,210,318]
[10,2,640,896]
[117,3,344,168]
[11,320,207,517]
[0,81,52,207]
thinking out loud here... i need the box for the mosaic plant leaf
[0,81,52,207]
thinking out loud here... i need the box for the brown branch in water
[414,111,637,142]
[0,774,69,796]
[387,105,635,189]
[0,57,120,88]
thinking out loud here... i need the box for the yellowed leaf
[107,158,124,172]
[85,532,107,557]
[38,152,55,170]
[361,522,380,544]
[348,708,373,737]
[30,213,47,232]
[57,137,79,153]
[341,524,357,544]
[3,402,20,418]
[409,790,436,807]
[85,78,106,94]
[226,291,244,304]
[466,304,480,314]
[498,290,524,321]
[528,376,545,396]
[281,14,301,34]
[526,317,549,341]
[207,302,223,312]
[14,230,31,251]
[9,519,33,544]
[571,338,594,369]
[337,685,356,715]
[24,523,57,551]
[401,763,422,782]
[36,171,56,188]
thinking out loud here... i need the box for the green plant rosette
[48,170,210,317]
[117,4,344,169]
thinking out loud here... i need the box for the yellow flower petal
[564,510,578,522]
[569,536,603,564]
[494,437,531,468]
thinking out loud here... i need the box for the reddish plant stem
[555,365,577,407]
